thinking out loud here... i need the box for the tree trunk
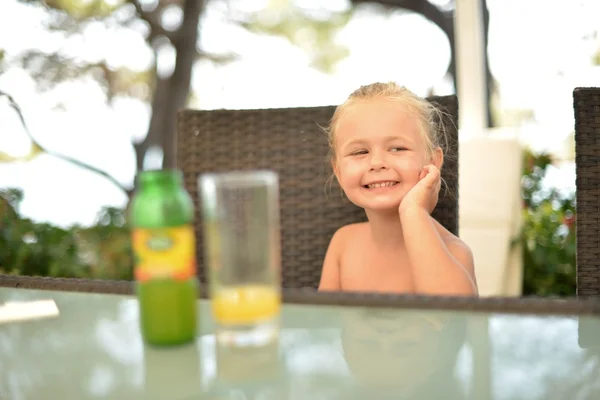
[481,0,494,128]
[134,0,204,175]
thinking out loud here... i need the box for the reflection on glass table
[339,310,466,399]
[0,288,599,400]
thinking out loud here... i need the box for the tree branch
[351,0,493,126]
[351,0,456,80]
[128,0,174,41]
[0,90,133,198]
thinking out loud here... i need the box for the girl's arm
[400,207,478,296]
[399,164,477,296]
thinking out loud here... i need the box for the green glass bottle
[129,169,198,346]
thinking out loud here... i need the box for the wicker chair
[176,95,459,289]
[574,87,600,298]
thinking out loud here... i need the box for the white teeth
[367,181,398,189]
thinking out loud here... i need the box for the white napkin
[0,299,59,324]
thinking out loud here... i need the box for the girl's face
[333,99,434,212]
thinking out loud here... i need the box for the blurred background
[0,0,598,296]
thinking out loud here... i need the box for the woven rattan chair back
[176,95,459,288]
[574,87,600,297]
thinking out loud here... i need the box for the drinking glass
[199,170,281,347]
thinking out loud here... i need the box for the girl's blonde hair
[327,82,450,162]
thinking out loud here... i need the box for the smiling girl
[318,82,478,296]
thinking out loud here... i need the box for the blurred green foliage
[520,149,576,296]
[0,188,133,280]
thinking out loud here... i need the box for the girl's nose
[369,151,387,171]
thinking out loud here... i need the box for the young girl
[318,82,478,296]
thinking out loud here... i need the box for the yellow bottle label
[132,226,196,282]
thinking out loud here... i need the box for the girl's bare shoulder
[336,222,370,243]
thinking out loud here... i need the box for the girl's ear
[432,147,443,170]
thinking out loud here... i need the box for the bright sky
[0,0,598,227]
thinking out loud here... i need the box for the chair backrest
[176,95,459,288]
[574,87,600,297]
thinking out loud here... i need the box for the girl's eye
[390,147,407,152]
[351,150,368,156]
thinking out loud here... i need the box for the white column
[455,2,525,297]
[454,0,488,135]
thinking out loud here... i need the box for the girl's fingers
[422,165,440,186]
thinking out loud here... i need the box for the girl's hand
[399,165,441,216]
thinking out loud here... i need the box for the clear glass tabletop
[1,288,598,400]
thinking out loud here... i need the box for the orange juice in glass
[200,170,281,347]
